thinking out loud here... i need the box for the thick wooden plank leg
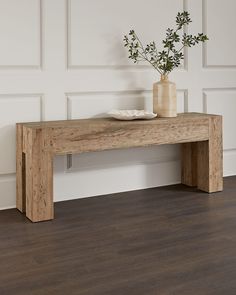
[25,128,54,222]
[181,142,198,187]
[16,124,26,212]
[197,116,223,193]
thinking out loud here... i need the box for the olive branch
[123,11,208,75]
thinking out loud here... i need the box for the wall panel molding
[0,94,43,174]
[66,89,188,117]
[0,0,43,70]
[202,0,236,69]
[0,93,44,120]
[66,0,188,70]
[203,88,236,151]
[203,88,236,113]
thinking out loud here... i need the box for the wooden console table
[16,113,223,222]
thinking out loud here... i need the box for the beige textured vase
[153,75,177,117]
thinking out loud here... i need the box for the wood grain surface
[2,176,236,295]
[23,128,54,222]
[16,124,25,212]
[16,113,223,222]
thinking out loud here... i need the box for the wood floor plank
[0,176,236,295]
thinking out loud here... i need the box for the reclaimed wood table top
[18,112,221,155]
[18,112,217,128]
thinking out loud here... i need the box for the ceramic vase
[153,75,177,117]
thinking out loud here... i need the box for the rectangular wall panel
[67,145,180,171]
[0,95,42,174]
[0,175,16,209]
[203,0,236,67]
[0,0,41,67]
[67,91,150,118]
[54,159,181,202]
[203,90,236,150]
[68,0,184,67]
[224,150,236,176]
[67,90,186,119]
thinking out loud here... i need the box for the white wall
[0,0,236,209]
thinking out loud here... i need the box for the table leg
[24,128,54,222]
[181,116,223,193]
[197,116,223,193]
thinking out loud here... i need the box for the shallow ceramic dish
[108,110,157,120]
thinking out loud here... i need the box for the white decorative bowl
[108,110,157,121]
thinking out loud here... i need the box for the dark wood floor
[1,177,236,295]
